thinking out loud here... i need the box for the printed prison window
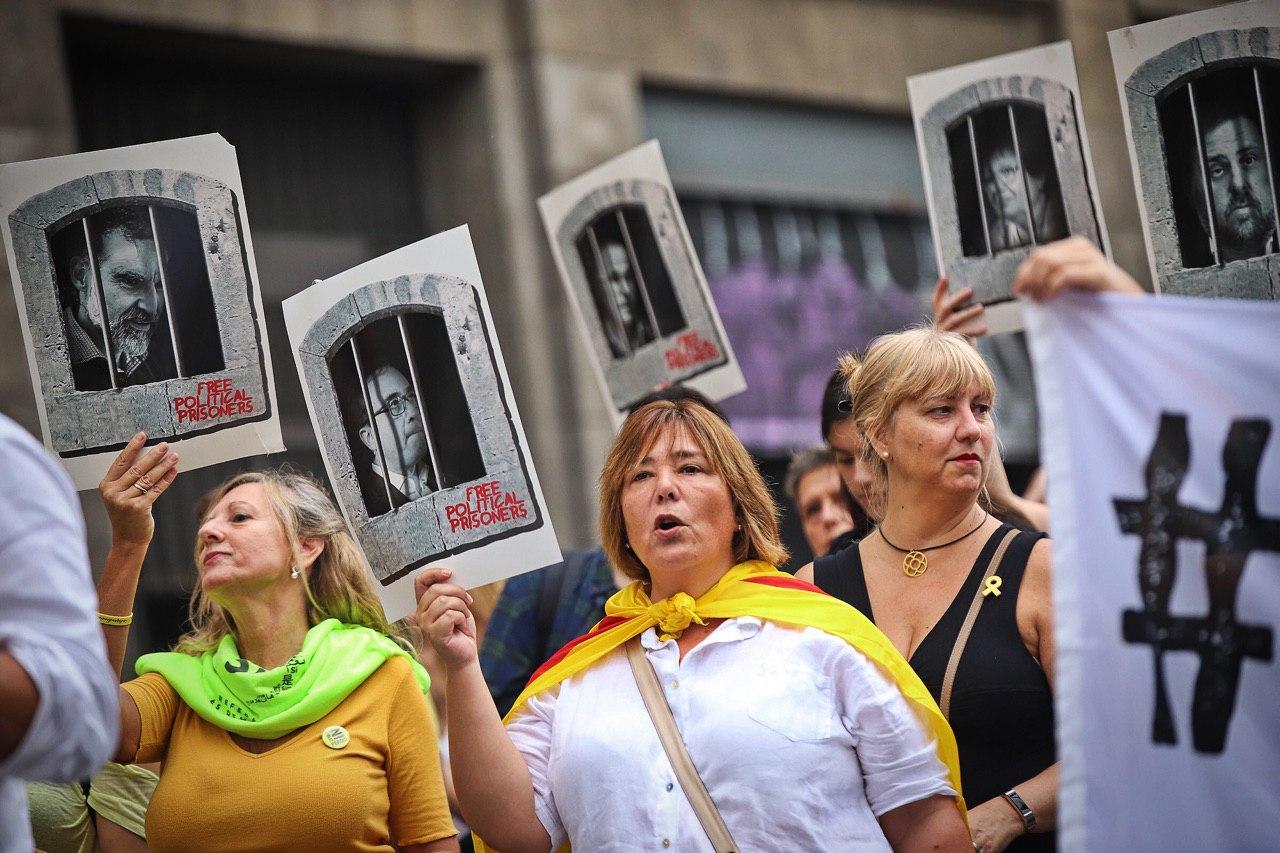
[330,310,485,517]
[1158,64,1280,269]
[575,204,687,359]
[50,203,225,391]
[947,103,1069,259]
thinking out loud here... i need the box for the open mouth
[654,513,685,532]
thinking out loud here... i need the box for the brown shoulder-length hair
[175,469,406,656]
[599,399,788,583]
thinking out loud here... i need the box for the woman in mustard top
[97,436,457,853]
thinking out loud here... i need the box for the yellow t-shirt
[122,655,455,852]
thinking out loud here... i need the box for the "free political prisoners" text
[173,378,255,424]
[446,480,529,532]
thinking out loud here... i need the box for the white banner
[1026,292,1280,851]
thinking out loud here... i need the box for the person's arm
[0,417,116,782]
[966,538,1058,853]
[97,433,178,677]
[416,568,552,853]
[985,450,1049,533]
[1012,236,1144,301]
[879,793,973,853]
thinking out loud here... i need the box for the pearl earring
[290,565,300,579]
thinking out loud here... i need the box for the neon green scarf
[136,618,430,739]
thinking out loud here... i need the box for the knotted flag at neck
[503,560,965,819]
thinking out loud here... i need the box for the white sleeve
[831,640,955,816]
[504,687,566,849]
[0,416,118,784]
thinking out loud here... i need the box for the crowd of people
[1,236,1144,852]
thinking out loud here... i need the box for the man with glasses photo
[359,364,435,506]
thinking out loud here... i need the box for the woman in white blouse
[416,396,972,852]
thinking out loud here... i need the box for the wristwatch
[1002,789,1036,832]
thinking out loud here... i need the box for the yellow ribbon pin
[982,576,1002,597]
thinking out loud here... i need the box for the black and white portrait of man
[54,206,177,390]
[592,238,655,358]
[1160,66,1280,269]
[978,116,1069,253]
[358,362,435,504]
[1196,87,1276,262]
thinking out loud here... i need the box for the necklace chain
[877,510,989,578]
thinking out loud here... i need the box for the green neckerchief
[136,618,430,739]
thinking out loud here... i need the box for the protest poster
[1110,0,1280,298]
[283,225,561,619]
[0,134,282,488]
[909,41,1110,333]
[539,140,744,424]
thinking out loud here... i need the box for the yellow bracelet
[97,612,133,626]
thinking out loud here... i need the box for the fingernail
[167,453,178,464]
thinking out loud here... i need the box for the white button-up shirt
[506,617,953,851]
[0,414,118,853]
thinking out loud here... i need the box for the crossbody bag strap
[940,527,1020,720]
[625,638,739,853]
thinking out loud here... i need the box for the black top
[814,524,1055,852]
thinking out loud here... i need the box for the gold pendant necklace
[878,510,989,577]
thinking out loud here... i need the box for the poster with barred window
[1026,292,1280,851]
[538,140,745,426]
[282,225,561,620]
[909,41,1110,334]
[0,134,282,490]
[1110,0,1280,298]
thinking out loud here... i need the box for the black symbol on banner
[1114,413,1279,753]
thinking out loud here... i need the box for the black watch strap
[1002,789,1036,832]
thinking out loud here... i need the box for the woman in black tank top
[798,328,1057,853]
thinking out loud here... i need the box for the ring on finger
[132,480,150,494]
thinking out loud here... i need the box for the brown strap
[626,639,739,853]
[940,528,1019,720]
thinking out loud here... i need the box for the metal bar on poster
[350,338,398,513]
[1253,67,1280,251]
[967,115,993,257]
[1007,103,1039,246]
[615,208,662,341]
[397,313,441,493]
[81,218,119,390]
[148,206,185,377]
[1187,80,1221,266]
[586,224,632,357]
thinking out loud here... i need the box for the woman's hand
[932,276,988,342]
[415,567,478,673]
[99,432,179,547]
[1012,237,1143,301]
[968,796,1027,853]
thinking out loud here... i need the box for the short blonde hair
[599,399,788,583]
[841,326,998,501]
[176,469,403,656]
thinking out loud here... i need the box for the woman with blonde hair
[798,327,1055,853]
[98,433,457,852]
[417,396,972,852]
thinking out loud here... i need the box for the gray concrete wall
[0,0,1230,580]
